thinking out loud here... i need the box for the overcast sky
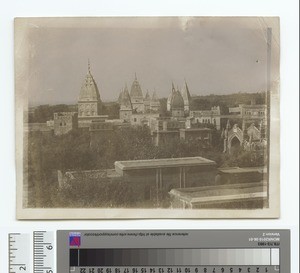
[25,17,280,105]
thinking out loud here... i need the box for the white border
[0,0,298,272]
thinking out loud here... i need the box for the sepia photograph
[15,17,280,219]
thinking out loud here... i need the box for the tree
[52,179,137,208]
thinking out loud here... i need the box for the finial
[172,82,175,91]
[185,78,188,87]
[226,119,231,129]
[88,59,91,73]
[134,72,137,80]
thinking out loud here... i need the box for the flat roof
[115,156,216,170]
[180,128,211,132]
[169,181,267,203]
[218,166,266,174]
[66,169,121,179]
[152,130,179,134]
[78,115,108,119]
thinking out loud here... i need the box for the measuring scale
[8,230,289,273]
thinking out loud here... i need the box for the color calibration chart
[57,230,290,273]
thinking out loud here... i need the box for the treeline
[28,102,120,123]
[190,92,267,111]
[28,104,75,123]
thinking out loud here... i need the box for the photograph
[15,17,280,219]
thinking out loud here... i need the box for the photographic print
[15,17,280,219]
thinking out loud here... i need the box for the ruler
[33,231,55,273]
[7,230,290,273]
[8,233,30,273]
[8,231,55,273]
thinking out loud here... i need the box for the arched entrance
[230,136,241,153]
[227,124,243,153]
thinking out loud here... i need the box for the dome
[79,68,101,102]
[130,74,143,98]
[171,90,184,110]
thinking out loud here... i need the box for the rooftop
[169,181,267,203]
[180,128,211,132]
[65,169,121,180]
[218,166,267,174]
[152,130,179,134]
[78,65,101,102]
[115,156,216,170]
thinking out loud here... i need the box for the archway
[230,136,241,153]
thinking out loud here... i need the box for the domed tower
[144,90,151,112]
[150,90,160,113]
[171,88,185,118]
[167,82,176,111]
[181,80,191,113]
[78,61,102,123]
[130,73,144,113]
[119,84,133,122]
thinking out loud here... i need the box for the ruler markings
[8,233,30,273]
[33,231,54,273]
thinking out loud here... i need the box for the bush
[52,179,137,208]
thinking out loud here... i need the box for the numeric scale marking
[33,231,54,273]
[9,233,30,273]
[8,231,55,273]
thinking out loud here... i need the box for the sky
[24,17,280,105]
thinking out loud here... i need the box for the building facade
[189,106,221,130]
[115,156,217,201]
[53,112,78,136]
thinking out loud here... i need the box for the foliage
[192,92,266,108]
[220,147,265,168]
[27,124,265,208]
[28,102,120,123]
[101,102,120,119]
[28,104,76,123]
[51,179,136,208]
